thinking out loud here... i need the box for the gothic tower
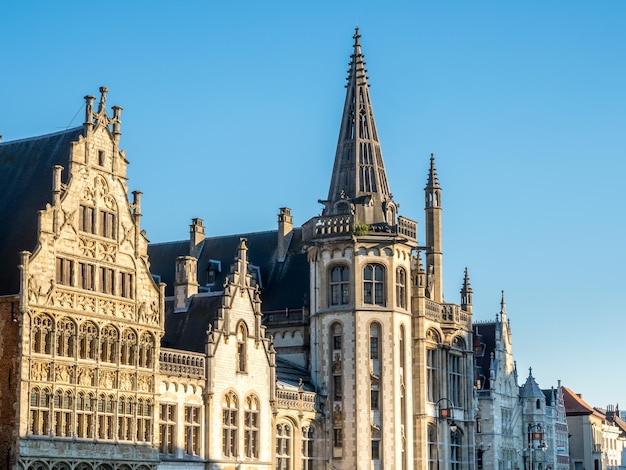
[303,28,418,469]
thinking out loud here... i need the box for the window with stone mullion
[330,265,350,306]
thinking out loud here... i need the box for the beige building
[1,30,481,469]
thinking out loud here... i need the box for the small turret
[424,154,443,302]
[174,256,199,312]
[460,267,473,313]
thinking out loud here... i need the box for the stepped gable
[0,127,84,295]
[148,227,309,312]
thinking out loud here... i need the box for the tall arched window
[449,354,462,407]
[363,264,385,306]
[450,430,462,470]
[330,323,343,402]
[244,395,260,459]
[76,392,95,438]
[330,265,350,306]
[117,396,134,441]
[136,398,153,442]
[138,331,154,368]
[56,317,76,358]
[97,394,115,440]
[222,391,238,457]
[120,329,137,366]
[396,267,407,309]
[236,322,248,372]
[427,425,437,470]
[29,387,51,435]
[276,422,292,470]
[32,314,53,354]
[78,321,98,360]
[100,325,118,363]
[302,424,317,470]
[54,389,73,437]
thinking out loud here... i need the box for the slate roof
[276,357,314,392]
[0,127,84,295]
[161,294,223,352]
[520,369,544,399]
[148,228,310,313]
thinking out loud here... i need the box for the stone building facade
[1,30,494,469]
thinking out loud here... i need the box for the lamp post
[436,398,457,469]
[527,423,547,470]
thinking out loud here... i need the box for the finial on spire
[98,86,108,113]
[426,153,441,189]
[500,290,507,316]
[460,267,473,312]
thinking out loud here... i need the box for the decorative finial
[500,290,507,316]
[98,86,108,113]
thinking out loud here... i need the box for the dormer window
[207,260,221,285]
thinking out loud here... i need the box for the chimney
[277,208,293,262]
[190,218,205,259]
[174,256,198,312]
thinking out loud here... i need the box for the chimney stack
[174,256,198,312]
[277,208,293,262]
[190,218,205,259]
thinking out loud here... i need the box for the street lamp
[527,423,548,470]
[435,398,458,468]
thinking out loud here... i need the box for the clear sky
[2,1,625,409]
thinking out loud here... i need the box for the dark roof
[162,294,222,352]
[0,127,84,295]
[148,228,310,313]
[276,356,314,392]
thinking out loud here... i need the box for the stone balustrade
[159,348,206,379]
[276,388,318,411]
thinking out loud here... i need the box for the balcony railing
[276,389,318,412]
[424,300,472,328]
[302,214,417,243]
[160,348,206,379]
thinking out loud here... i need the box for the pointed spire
[426,153,441,190]
[460,267,473,312]
[323,28,396,227]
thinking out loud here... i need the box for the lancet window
[222,391,238,457]
[329,265,350,306]
[29,387,51,435]
[76,392,95,438]
[302,424,317,470]
[97,394,115,440]
[53,389,73,437]
[138,332,154,368]
[396,267,407,309]
[100,325,119,363]
[363,264,385,306]
[450,430,462,470]
[117,396,134,441]
[120,329,137,366]
[184,405,201,456]
[32,314,53,355]
[276,422,292,470]
[56,317,76,358]
[244,395,260,459]
[236,322,247,373]
[136,398,153,442]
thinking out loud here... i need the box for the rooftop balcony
[424,300,472,329]
[302,213,417,244]
[160,348,206,379]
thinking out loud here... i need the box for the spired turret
[322,27,397,229]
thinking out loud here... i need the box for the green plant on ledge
[353,222,370,236]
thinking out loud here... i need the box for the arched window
[100,325,118,363]
[427,425,437,470]
[29,387,50,435]
[76,392,95,438]
[32,314,53,354]
[449,354,462,407]
[330,323,343,401]
[450,429,462,470]
[302,424,317,470]
[244,395,260,459]
[56,317,76,358]
[426,347,439,402]
[117,396,134,441]
[236,322,248,372]
[222,391,238,457]
[396,267,407,309]
[120,329,137,366]
[371,427,381,460]
[138,331,154,368]
[276,422,292,470]
[136,398,153,442]
[369,322,381,361]
[363,264,385,306]
[54,389,73,437]
[329,265,350,306]
[97,394,115,440]
[78,321,98,360]
[536,399,541,410]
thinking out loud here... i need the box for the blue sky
[2,1,625,408]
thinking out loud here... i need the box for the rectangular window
[120,272,134,299]
[56,257,74,286]
[370,337,379,359]
[371,439,380,460]
[427,348,438,402]
[78,262,96,290]
[100,267,115,295]
[79,205,96,234]
[160,403,176,454]
[371,389,379,410]
[449,355,462,407]
[333,428,343,448]
[99,210,116,239]
[184,405,201,456]
[333,375,342,400]
[98,150,105,166]
[333,335,342,350]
